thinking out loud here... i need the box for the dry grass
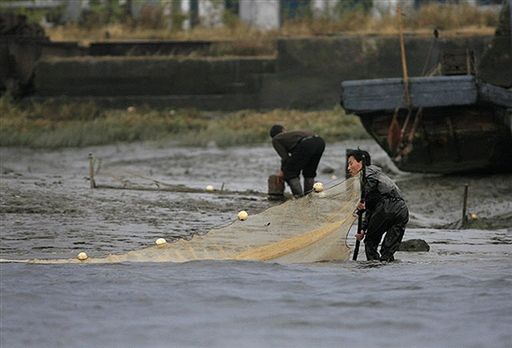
[279,3,497,36]
[46,3,498,54]
[47,21,277,56]
[0,96,367,148]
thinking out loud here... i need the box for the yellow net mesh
[73,176,356,264]
[6,176,359,264]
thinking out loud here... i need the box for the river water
[1,140,511,348]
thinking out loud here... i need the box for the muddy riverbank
[1,139,511,348]
[1,139,510,260]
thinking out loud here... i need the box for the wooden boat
[340,75,512,173]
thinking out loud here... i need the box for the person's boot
[287,177,303,198]
[304,177,315,195]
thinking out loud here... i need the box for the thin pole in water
[462,184,469,227]
[88,153,96,189]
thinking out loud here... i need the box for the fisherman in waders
[347,149,409,262]
[269,124,325,197]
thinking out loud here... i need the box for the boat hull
[360,106,512,174]
[340,76,512,174]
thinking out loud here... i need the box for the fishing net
[86,176,360,264]
[8,176,360,264]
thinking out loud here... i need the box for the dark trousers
[364,199,409,262]
[283,136,325,180]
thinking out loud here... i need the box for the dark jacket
[362,165,404,231]
[272,130,314,168]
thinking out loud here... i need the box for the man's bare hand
[355,232,366,241]
[357,201,365,211]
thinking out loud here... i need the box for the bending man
[269,124,325,197]
[347,149,409,262]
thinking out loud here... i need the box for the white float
[238,210,248,221]
[77,252,88,261]
[155,238,167,246]
[313,182,324,192]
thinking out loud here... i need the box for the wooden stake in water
[462,184,469,227]
[88,153,96,189]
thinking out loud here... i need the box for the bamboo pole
[396,5,413,155]
[397,5,410,107]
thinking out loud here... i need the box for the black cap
[269,124,284,138]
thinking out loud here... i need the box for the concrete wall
[260,35,493,109]
[34,56,275,96]
[31,35,496,110]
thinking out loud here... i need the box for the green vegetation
[0,96,368,149]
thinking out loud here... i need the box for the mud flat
[1,139,511,348]
[1,139,511,260]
